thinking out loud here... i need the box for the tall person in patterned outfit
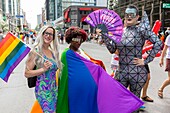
[25,25,62,112]
[97,4,162,109]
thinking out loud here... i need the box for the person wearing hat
[57,26,144,113]
[64,26,89,59]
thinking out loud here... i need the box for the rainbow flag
[18,34,24,41]
[0,32,31,82]
[57,49,143,113]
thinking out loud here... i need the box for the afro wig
[65,26,88,44]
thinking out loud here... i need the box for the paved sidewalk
[0,57,35,113]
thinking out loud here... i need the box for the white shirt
[165,29,170,34]
[76,49,90,60]
[165,35,170,58]
[111,53,119,66]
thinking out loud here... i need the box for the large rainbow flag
[57,48,143,113]
[0,32,31,82]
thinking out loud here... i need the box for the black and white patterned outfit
[102,12,162,98]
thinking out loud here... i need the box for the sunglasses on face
[72,38,83,43]
[44,32,54,37]
[125,13,136,19]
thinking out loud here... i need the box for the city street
[0,42,170,113]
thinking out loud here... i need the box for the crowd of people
[1,3,170,113]
[0,30,37,45]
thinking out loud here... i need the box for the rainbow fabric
[0,32,31,82]
[18,34,24,41]
[57,48,143,113]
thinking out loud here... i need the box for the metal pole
[162,8,165,32]
[162,0,168,32]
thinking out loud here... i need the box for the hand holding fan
[84,9,123,43]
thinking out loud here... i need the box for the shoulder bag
[27,66,37,88]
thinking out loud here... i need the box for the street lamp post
[162,8,165,32]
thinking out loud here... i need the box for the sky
[21,0,45,29]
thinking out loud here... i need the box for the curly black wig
[65,26,88,44]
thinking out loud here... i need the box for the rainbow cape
[57,48,143,113]
[0,32,30,82]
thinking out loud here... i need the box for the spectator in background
[18,32,25,41]
[165,27,170,35]
[110,50,119,77]
[60,33,64,44]
[33,32,37,44]
[25,32,29,44]
[165,27,170,40]
[30,35,34,44]
[141,41,154,102]
[87,32,91,42]
[158,34,170,98]
[141,66,153,102]
[0,29,4,42]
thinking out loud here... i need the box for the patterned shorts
[165,59,170,72]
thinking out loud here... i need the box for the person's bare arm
[25,51,52,78]
[159,45,168,67]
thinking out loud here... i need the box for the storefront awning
[79,8,91,11]
[64,8,70,22]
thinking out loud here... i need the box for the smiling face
[124,8,139,27]
[43,27,54,44]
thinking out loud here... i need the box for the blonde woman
[25,25,62,112]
